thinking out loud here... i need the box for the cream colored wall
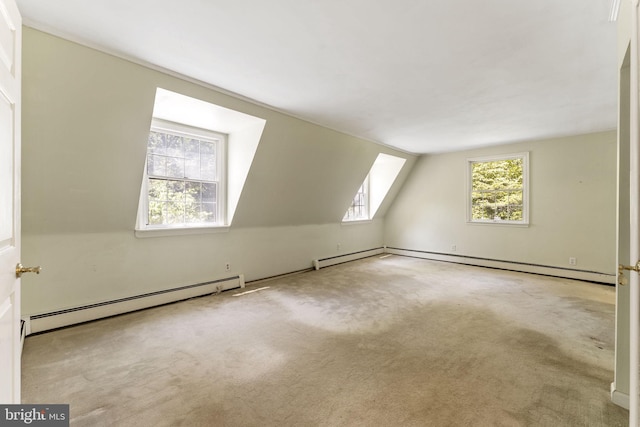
[20,28,415,315]
[384,132,617,274]
[22,225,384,314]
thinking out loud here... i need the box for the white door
[0,0,21,404]
[630,1,640,425]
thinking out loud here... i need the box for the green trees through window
[470,155,526,223]
[146,126,222,226]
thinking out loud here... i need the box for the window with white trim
[343,175,369,221]
[135,88,266,236]
[342,153,407,223]
[143,119,226,227]
[468,152,529,225]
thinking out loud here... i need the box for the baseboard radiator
[26,275,244,335]
[313,247,385,270]
[611,383,630,409]
[385,247,616,284]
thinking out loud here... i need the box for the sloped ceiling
[16,0,617,154]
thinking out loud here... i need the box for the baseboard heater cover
[313,247,384,270]
[27,274,244,334]
[385,247,616,284]
[611,383,629,409]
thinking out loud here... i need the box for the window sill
[341,219,373,226]
[467,220,529,228]
[135,225,230,238]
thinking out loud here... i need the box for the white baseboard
[611,382,630,409]
[313,247,385,270]
[385,248,615,284]
[26,274,244,334]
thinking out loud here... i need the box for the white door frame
[630,0,640,424]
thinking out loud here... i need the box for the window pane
[509,205,523,221]
[164,202,184,224]
[472,192,495,220]
[494,191,508,207]
[479,205,496,220]
[201,140,216,156]
[184,202,199,223]
[495,205,509,220]
[165,156,184,178]
[184,139,201,179]
[202,141,217,180]
[471,204,483,220]
[471,191,485,205]
[471,162,498,190]
[202,202,216,222]
[201,154,216,181]
[148,131,167,155]
[508,190,523,205]
[148,154,166,176]
[166,180,185,202]
[148,179,167,200]
[505,159,523,187]
[148,201,164,225]
[202,183,217,203]
[166,134,184,157]
[185,181,202,203]
[184,158,199,180]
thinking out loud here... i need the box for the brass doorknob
[619,261,640,286]
[16,263,42,278]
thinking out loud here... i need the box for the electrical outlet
[451,245,456,252]
[225,262,231,271]
[569,257,577,266]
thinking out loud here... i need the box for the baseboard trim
[26,274,244,334]
[385,247,615,284]
[313,247,385,270]
[611,383,630,409]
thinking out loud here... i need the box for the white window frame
[466,152,529,226]
[138,118,227,230]
[343,175,370,222]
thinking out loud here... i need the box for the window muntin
[468,153,528,225]
[144,120,225,227]
[343,176,369,221]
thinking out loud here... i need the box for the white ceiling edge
[22,20,419,157]
[425,127,618,156]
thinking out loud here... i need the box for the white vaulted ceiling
[17,0,617,153]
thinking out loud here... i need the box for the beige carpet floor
[22,255,628,426]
